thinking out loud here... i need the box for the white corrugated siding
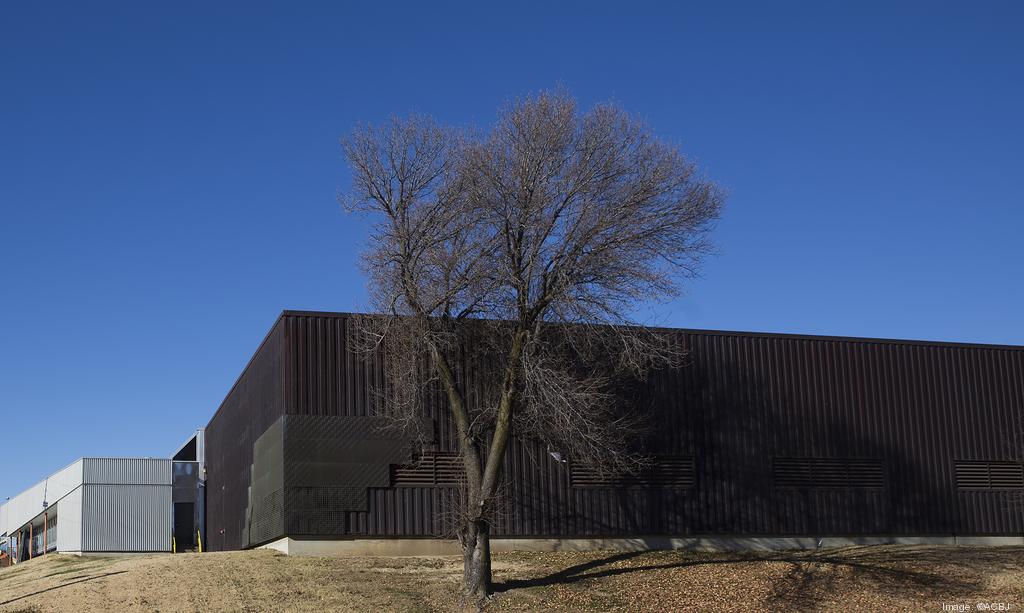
[1,459,83,535]
[81,484,171,552]
[56,487,83,552]
[83,458,171,485]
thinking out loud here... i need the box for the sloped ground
[0,545,1021,612]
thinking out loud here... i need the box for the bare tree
[341,90,724,605]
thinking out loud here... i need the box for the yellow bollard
[172,536,176,554]
[197,530,203,553]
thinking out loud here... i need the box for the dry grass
[0,545,1021,612]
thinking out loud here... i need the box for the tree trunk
[461,520,492,605]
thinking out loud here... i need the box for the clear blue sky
[1,1,1021,498]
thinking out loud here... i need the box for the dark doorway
[174,502,195,550]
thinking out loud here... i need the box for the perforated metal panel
[244,417,284,547]
[205,317,287,552]
[282,415,408,537]
[205,311,1024,547]
[237,414,411,546]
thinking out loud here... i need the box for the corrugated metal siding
[204,317,287,551]
[207,312,1024,548]
[83,458,171,485]
[81,485,171,552]
[283,313,386,418]
[56,487,83,552]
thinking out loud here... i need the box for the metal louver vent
[391,452,464,487]
[570,455,695,489]
[955,461,1024,490]
[773,457,885,489]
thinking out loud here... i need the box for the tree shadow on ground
[492,546,998,608]
[0,571,128,607]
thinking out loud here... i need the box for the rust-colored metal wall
[205,311,1024,550]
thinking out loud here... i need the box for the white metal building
[0,458,172,557]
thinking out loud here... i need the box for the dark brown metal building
[204,311,1024,552]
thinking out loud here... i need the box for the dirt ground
[0,545,1021,612]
